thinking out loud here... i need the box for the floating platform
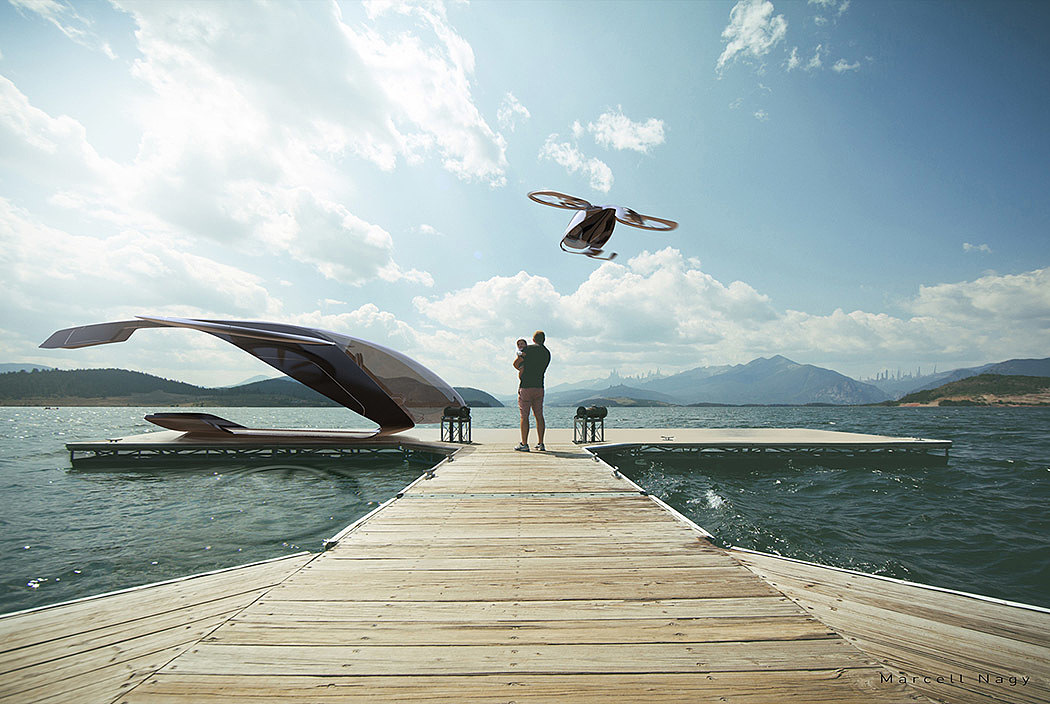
[3,430,1043,704]
[65,426,952,465]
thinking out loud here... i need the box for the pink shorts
[518,387,545,417]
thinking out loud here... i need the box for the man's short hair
[533,330,545,344]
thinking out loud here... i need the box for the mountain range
[0,368,502,408]
[4,356,1047,407]
[508,355,1050,407]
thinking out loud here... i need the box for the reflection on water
[0,432,440,614]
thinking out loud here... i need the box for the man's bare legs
[520,412,530,445]
[535,409,545,446]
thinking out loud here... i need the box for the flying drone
[528,190,678,260]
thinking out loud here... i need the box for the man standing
[513,330,551,452]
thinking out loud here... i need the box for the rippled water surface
[1,405,1047,613]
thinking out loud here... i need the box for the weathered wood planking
[0,553,312,704]
[125,670,929,703]
[735,549,1050,704]
[117,440,921,703]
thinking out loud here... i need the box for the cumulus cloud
[496,92,531,131]
[587,108,665,153]
[0,3,455,288]
[963,242,992,254]
[717,0,788,74]
[832,58,860,73]
[754,110,769,122]
[407,251,1050,390]
[538,135,613,193]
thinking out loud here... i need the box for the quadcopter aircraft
[528,190,678,260]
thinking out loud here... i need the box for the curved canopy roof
[40,315,464,434]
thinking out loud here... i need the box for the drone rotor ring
[528,190,594,210]
[614,207,678,231]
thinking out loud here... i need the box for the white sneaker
[536,443,546,451]
[514,443,529,452]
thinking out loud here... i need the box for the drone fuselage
[561,206,617,251]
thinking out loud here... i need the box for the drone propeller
[528,190,593,210]
[613,207,678,231]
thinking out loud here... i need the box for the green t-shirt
[519,343,551,389]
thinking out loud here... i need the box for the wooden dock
[2,430,1046,703]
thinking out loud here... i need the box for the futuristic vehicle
[528,190,678,260]
[40,315,464,437]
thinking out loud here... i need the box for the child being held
[514,338,527,379]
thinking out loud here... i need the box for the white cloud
[754,110,770,122]
[538,135,613,193]
[786,46,800,70]
[807,44,824,70]
[496,92,530,131]
[11,0,116,57]
[912,268,1050,324]
[0,198,282,325]
[963,242,992,254]
[408,252,1050,391]
[1,8,447,289]
[717,0,788,74]
[832,58,861,73]
[587,108,665,153]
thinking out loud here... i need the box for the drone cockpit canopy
[39,315,464,436]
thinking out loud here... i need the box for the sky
[1,0,1048,396]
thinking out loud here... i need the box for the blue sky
[1,0,1048,395]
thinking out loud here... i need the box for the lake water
[1,405,1047,614]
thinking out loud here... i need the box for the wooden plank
[736,550,1050,704]
[0,589,269,675]
[21,643,187,704]
[123,670,929,703]
[308,555,741,570]
[0,614,231,700]
[160,639,878,676]
[205,615,836,646]
[244,597,803,622]
[736,551,1050,646]
[267,572,778,601]
[0,555,311,653]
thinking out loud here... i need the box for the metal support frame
[440,414,471,443]
[573,415,604,444]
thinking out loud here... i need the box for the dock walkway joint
[2,433,1045,703]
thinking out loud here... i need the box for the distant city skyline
[2,0,1048,395]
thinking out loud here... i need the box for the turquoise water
[1,406,1047,614]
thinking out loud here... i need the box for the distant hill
[547,384,681,407]
[544,369,670,396]
[896,374,1050,406]
[628,356,888,405]
[0,367,503,409]
[0,368,337,406]
[0,363,54,373]
[575,396,676,408]
[455,387,503,407]
[868,357,1050,399]
[221,374,278,388]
